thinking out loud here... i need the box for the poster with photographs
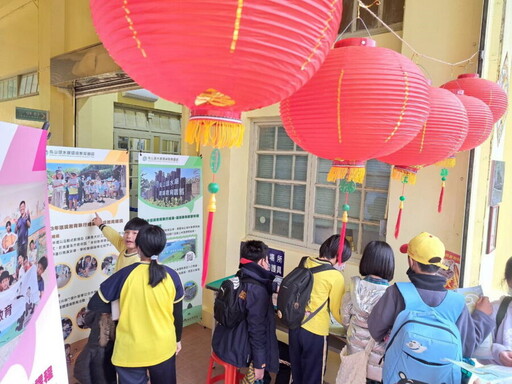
[46,146,129,377]
[138,153,203,326]
[0,123,67,383]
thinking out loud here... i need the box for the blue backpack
[382,282,465,384]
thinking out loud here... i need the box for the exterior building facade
[0,0,511,330]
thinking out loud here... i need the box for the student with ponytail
[94,224,184,384]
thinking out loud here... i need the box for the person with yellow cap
[368,232,494,384]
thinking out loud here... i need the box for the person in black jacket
[212,240,279,383]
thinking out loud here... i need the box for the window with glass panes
[250,122,391,254]
[339,0,404,36]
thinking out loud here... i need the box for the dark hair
[319,235,352,262]
[417,261,440,273]
[0,270,10,282]
[240,240,268,262]
[30,239,35,245]
[19,201,25,207]
[38,256,48,271]
[124,217,149,231]
[359,241,395,281]
[136,225,167,287]
[5,221,11,227]
[505,257,512,283]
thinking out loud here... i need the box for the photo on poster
[160,238,197,264]
[75,255,98,278]
[47,163,127,212]
[76,307,88,329]
[101,254,117,276]
[0,183,48,354]
[55,263,72,289]
[184,280,199,302]
[139,166,200,208]
[61,317,73,340]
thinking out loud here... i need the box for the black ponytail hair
[505,256,512,285]
[135,225,167,287]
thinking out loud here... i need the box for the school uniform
[98,262,183,384]
[288,257,345,384]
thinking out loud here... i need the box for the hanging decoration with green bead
[438,168,449,213]
[202,149,221,286]
[338,179,356,264]
[394,175,408,239]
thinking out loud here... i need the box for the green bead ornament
[399,196,406,201]
[441,176,446,181]
[342,204,350,211]
[441,168,449,177]
[208,182,220,194]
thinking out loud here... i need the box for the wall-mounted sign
[15,107,49,122]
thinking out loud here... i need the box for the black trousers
[115,354,176,384]
[288,327,327,384]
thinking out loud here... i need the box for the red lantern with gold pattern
[90,0,343,148]
[378,87,469,166]
[280,37,431,183]
[441,73,508,123]
[450,91,494,152]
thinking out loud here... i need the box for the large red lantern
[451,91,494,152]
[280,37,431,183]
[90,0,343,148]
[378,87,469,166]
[441,74,508,123]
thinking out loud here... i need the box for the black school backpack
[276,256,334,330]
[214,274,261,328]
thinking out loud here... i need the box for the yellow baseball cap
[400,232,448,270]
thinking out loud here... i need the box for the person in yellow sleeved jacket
[94,225,183,384]
[288,235,352,384]
[92,213,148,271]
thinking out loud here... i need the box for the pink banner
[0,122,67,383]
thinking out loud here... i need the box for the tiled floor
[177,323,215,384]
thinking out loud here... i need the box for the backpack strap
[300,259,334,326]
[299,256,309,268]
[301,298,329,326]
[496,296,512,331]
[396,282,465,322]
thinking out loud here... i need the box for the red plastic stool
[206,352,244,384]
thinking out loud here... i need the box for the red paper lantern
[90,0,343,148]
[441,73,508,123]
[280,37,431,183]
[378,87,469,166]
[451,91,494,152]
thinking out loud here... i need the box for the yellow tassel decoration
[327,166,366,184]
[435,157,456,168]
[392,167,418,184]
[185,119,244,150]
[341,210,348,223]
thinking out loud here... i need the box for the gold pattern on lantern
[301,0,340,71]
[419,122,427,152]
[194,89,236,107]
[230,0,244,53]
[337,70,345,143]
[385,71,409,142]
[122,0,146,58]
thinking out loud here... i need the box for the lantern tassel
[438,181,445,213]
[338,210,348,264]
[186,119,244,150]
[436,157,457,168]
[327,166,365,184]
[392,167,418,184]
[201,194,217,287]
[395,200,403,239]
